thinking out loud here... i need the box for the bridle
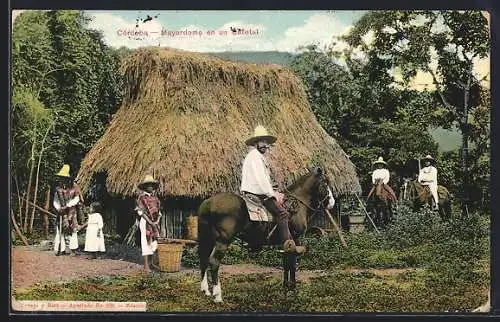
[284,175,331,213]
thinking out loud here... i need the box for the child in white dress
[82,201,106,259]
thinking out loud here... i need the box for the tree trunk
[24,135,37,232]
[29,122,53,233]
[13,175,23,225]
[11,210,29,246]
[29,154,43,234]
[44,186,51,239]
[460,67,472,217]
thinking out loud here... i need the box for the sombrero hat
[372,157,387,166]
[245,125,277,146]
[138,174,159,191]
[421,155,435,162]
[56,164,71,178]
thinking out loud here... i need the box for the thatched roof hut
[76,47,360,200]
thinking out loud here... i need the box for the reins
[284,179,330,213]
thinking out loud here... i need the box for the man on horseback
[135,175,162,272]
[418,155,439,210]
[367,157,397,202]
[240,125,305,254]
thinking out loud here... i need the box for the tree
[343,10,490,214]
[11,10,123,236]
[290,45,437,193]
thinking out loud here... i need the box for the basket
[185,215,198,241]
[157,243,184,272]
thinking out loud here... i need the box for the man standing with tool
[53,164,81,256]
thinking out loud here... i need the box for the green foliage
[11,10,124,222]
[385,204,445,247]
[181,245,199,268]
[342,10,490,210]
[290,46,438,191]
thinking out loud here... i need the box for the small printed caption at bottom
[12,299,147,312]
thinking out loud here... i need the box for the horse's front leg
[200,268,211,296]
[209,242,228,303]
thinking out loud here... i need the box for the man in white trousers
[53,164,81,256]
[418,155,439,210]
[135,175,162,272]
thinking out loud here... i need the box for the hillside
[207,51,296,67]
[206,51,463,152]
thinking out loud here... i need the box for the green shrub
[181,245,199,268]
[385,204,445,248]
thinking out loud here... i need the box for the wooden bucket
[185,215,198,241]
[157,243,184,272]
[348,215,365,233]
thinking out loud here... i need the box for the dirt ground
[11,243,419,293]
[11,244,329,292]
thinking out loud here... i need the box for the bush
[385,204,446,248]
[179,209,489,283]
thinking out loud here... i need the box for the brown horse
[401,179,453,220]
[367,179,396,228]
[196,167,335,303]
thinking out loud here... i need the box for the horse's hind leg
[289,253,297,290]
[282,253,290,290]
[198,208,214,296]
[209,241,228,303]
[199,240,214,296]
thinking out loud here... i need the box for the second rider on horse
[367,157,397,203]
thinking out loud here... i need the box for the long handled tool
[354,193,380,234]
[324,209,348,248]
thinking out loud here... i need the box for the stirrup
[283,240,306,254]
[283,239,296,253]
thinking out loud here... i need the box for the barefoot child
[82,201,106,259]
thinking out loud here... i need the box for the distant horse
[196,167,335,303]
[366,179,396,228]
[401,179,453,220]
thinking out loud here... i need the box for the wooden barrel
[348,215,365,233]
[185,215,198,241]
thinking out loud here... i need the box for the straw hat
[245,125,277,146]
[372,157,387,166]
[56,164,71,178]
[421,155,435,163]
[138,174,159,191]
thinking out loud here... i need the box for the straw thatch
[76,47,361,198]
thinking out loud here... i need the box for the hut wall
[161,197,203,239]
[103,196,203,240]
[104,195,345,239]
[308,198,343,231]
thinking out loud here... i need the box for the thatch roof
[76,47,361,198]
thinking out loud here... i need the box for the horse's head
[311,167,335,211]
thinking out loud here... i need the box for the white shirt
[240,147,275,198]
[418,166,437,185]
[372,168,390,184]
[53,190,80,211]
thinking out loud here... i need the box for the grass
[12,207,490,312]
[13,267,489,313]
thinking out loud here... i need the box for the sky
[82,10,366,52]
[11,10,490,89]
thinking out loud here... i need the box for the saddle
[241,193,274,222]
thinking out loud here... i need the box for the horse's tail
[197,198,215,278]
